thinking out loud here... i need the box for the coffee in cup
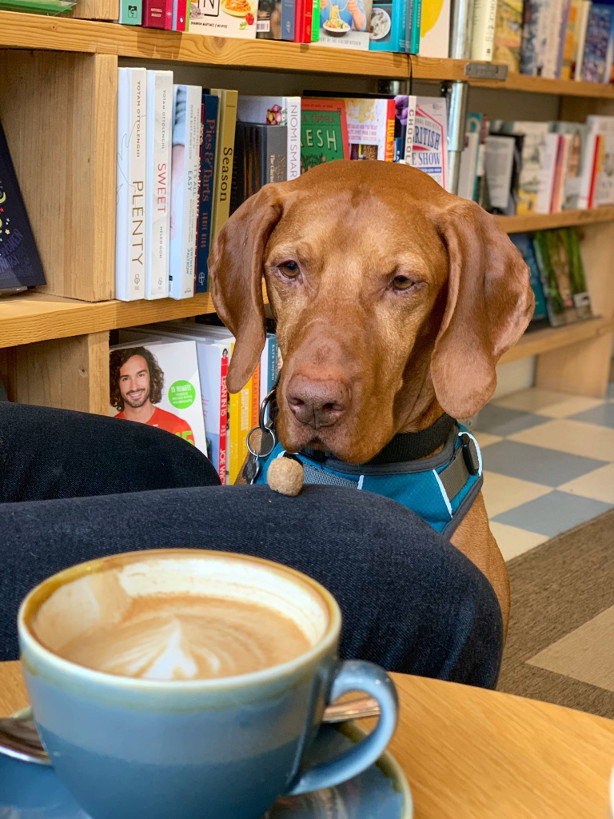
[19,549,398,819]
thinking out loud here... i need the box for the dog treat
[267,455,304,497]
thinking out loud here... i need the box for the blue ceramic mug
[18,549,399,819]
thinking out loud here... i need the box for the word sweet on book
[0,121,46,295]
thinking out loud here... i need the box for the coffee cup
[18,549,399,819]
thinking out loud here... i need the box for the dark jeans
[0,402,503,686]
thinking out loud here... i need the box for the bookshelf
[0,11,612,415]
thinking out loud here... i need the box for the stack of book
[118,321,280,484]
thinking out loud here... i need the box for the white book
[484,135,516,211]
[405,96,449,192]
[109,337,208,456]
[458,131,480,200]
[169,84,202,300]
[535,132,560,213]
[145,70,173,300]
[581,115,614,207]
[116,67,147,302]
[470,0,497,60]
[236,95,301,180]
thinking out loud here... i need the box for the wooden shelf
[0,10,408,77]
[496,206,614,234]
[500,316,614,364]
[0,291,216,350]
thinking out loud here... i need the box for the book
[405,0,422,53]
[509,233,549,324]
[142,0,173,27]
[470,0,497,60]
[118,0,142,23]
[458,128,480,200]
[0,120,46,294]
[419,0,451,57]
[551,121,589,209]
[189,0,258,36]
[236,95,301,179]
[195,93,219,294]
[580,115,614,208]
[314,0,373,49]
[109,337,208,456]
[465,112,485,202]
[256,0,282,36]
[116,67,147,302]
[573,0,592,77]
[490,120,550,213]
[484,133,518,213]
[542,0,571,78]
[232,121,288,211]
[300,99,350,173]
[169,84,201,300]
[210,89,238,245]
[173,0,188,28]
[145,69,173,300]
[519,0,549,75]
[532,228,592,326]
[280,0,295,38]
[560,0,583,77]
[404,96,448,191]
[342,97,396,161]
[293,0,313,41]
[493,0,523,71]
[535,131,561,213]
[581,1,614,82]
[369,0,407,53]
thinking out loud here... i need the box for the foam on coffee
[56,594,311,680]
[29,553,329,681]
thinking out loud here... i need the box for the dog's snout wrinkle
[286,374,350,430]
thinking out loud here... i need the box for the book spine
[210,89,238,243]
[116,67,147,302]
[293,0,306,41]
[250,361,260,428]
[535,131,559,213]
[169,84,201,300]
[263,124,288,183]
[385,98,396,161]
[573,0,591,78]
[142,0,172,27]
[118,0,142,24]
[410,0,422,52]
[281,0,296,39]
[173,0,188,30]
[145,70,173,300]
[195,94,219,294]
[311,0,320,40]
[219,348,229,484]
[470,0,497,60]
[286,97,302,181]
[403,95,418,165]
[578,130,598,208]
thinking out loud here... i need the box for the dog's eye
[392,275,415,292]
[278,261,300,280]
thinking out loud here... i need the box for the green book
[300,99,349,174]
[118,0,142,25]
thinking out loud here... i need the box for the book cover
[143,0,173,26]
[210,89,238,244]
[581,1,614,81]
[484,133,518,213]
[109,338,208,456]
[519,0,549,75]
[314,0,373,49]
[145,69,173,300]
[195,93,219,294]
[169,84,201,301]
[118,0,142,23]
[458,129,480,200]
[116,66,147,302]
[470,0,497,60]
[551,121,589,209]
[562,226,592,318]
[586,114,614,206]
[300,99,350,173]
[369,0,407,52]
[532,229,580,325]
[0,121,46,293]
[419,0,451,57]
[190,0,257,36]
[490,120,550,213]
[572,0,592,78]
[493,0,523,71]
[256,0,282,36]
[509,233,549,324]
[404,96,448,191]
[236,95,301,179]
[342,97,396,161]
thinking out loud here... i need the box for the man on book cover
[110,346,195,445]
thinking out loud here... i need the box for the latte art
[57,595,312,680]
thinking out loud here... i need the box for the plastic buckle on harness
[460,433,480,476]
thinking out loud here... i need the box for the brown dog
[209,160,534,634]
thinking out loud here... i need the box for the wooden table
[2,661,613,817]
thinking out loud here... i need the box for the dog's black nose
[286,375,350,429]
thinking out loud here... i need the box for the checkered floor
[473,378,614,562]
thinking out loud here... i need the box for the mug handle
[286,660,399,795]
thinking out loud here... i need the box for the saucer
[0,717,412,818]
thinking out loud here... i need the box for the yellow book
[228,367,253,485]
[209,89,239,250]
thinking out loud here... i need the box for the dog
[209,159,535,635]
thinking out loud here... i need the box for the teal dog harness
[248,397,483,538]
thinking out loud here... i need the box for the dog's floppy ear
[431,200,534,419]
[209,185,283,393]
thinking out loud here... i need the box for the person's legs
[1,484,502,686]
[0,402,220,502]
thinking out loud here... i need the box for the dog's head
[209,160,534,464]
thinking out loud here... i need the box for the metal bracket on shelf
[464,62,508,81]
